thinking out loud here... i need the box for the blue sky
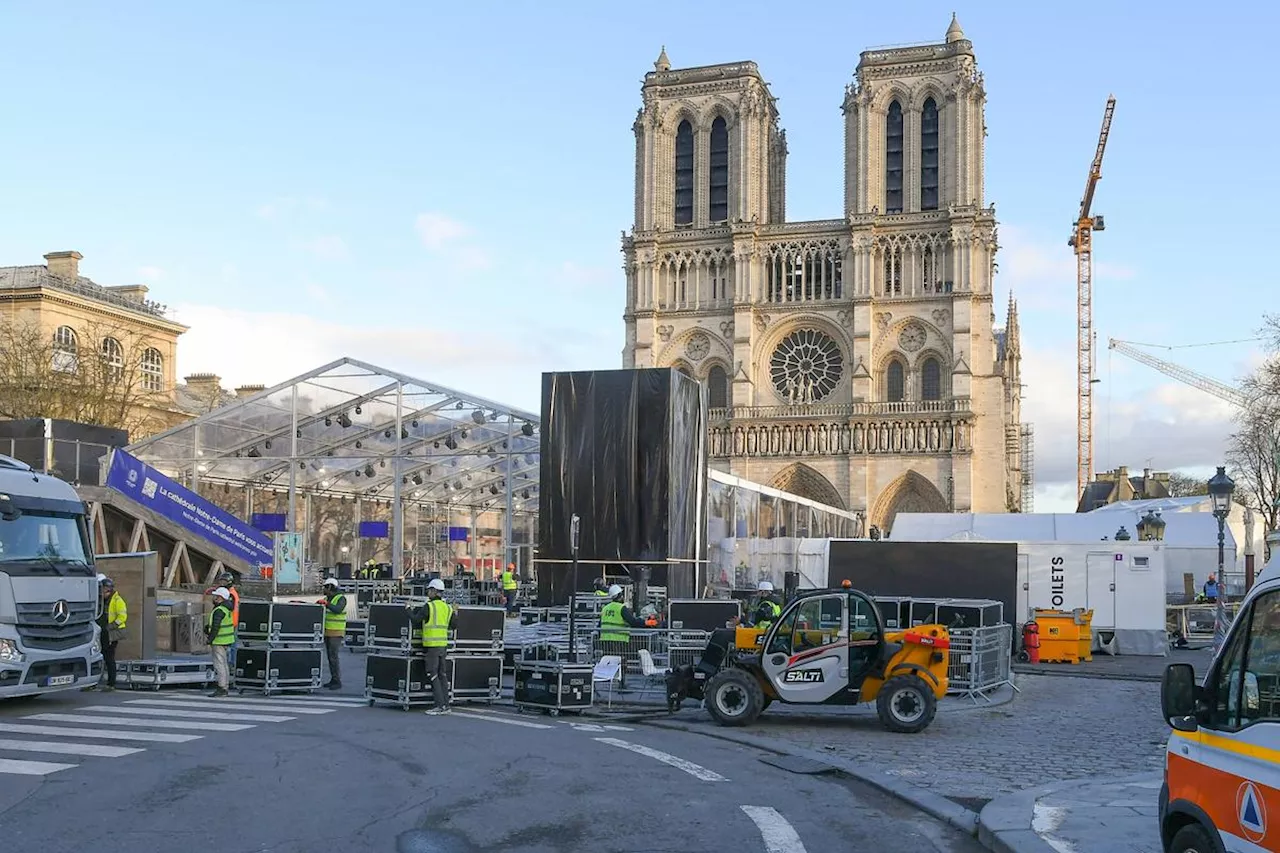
[1,2,1272,510]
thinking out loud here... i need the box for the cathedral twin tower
[621,16,1026,530]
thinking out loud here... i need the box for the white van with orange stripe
[1161,574,1280,852]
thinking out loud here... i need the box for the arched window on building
[674,120,694,226]
[141,347,164,392]
[52,325,78,373]
[101,336,124,380]
[709,117,729,223]
[921,357,942,401]
[707,364,729,409]
[920,97,939,211]
[886,359,905,403]
[886,100,904,214]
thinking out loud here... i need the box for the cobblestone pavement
[735,674,1170,805]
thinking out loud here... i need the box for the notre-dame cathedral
[621,16,1028,530]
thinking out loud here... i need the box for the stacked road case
[448,605,504,704]
[234,600,324,696]
[365,602,505,710]
[365,602,428,710]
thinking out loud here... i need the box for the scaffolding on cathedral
[120,357,540,576]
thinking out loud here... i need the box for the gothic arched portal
[872,470,948,532]
[769,463,845,510]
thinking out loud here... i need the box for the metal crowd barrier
[946,623,1015,703]
[1168,603,1240,644]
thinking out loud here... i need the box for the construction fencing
[945,624,1016,703]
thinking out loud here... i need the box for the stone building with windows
[621,16,1026,529]
[0,250,190,438]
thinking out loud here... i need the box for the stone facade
[621,17,1023,530]
[0,250,190,438]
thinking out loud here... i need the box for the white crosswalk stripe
[0,758,76,776]
[0,739,142,758]
[125,698,334,715]
[0,722,202,743]
[83,705,296,723]
[0,688,367,781]
[155,694,358,709]
[25,713,254,732]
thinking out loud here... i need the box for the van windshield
[0,512,92,576]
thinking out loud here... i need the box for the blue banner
[105,449,273,568]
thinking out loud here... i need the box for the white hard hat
[212,586,231,600]
[95,573,107,583]
[758,581,774,592]
[428,578,446,591]
[608,584,623,597]
[323,578,340,587]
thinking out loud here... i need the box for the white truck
[0,455,103,698]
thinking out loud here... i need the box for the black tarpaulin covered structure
[537,368,706,604]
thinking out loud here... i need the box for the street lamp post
[1207,466,1236,654]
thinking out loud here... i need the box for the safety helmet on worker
[220,572,236,585]
[758,581,774,592]
[211,586,231,601]
[608,584,624,598]
[428,578,446,592]
[323,578,340,588]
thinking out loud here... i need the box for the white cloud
[997,225,1136,312]
[256,196,331,221]
[414,212,492,272]
[557,261,612,288]
[172,304,554,411]
[295,235,349,262]
[415,212,472,250]
[1021,341,1242,507]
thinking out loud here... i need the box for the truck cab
[1160,572,1280,852]
[0,455,102,698]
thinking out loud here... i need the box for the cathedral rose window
[770,329,844,404]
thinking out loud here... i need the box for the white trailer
[1015,542,1167,656]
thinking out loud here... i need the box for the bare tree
[1166,471,1210,497]
[1228,324,1280,559]
[0,318,171,438]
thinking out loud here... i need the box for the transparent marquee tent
[124,358,540,573]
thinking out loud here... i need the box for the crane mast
[1071,96,1116,501]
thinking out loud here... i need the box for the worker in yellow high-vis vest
[500,563,519,616]
[406,579,455,715]
[320,578,347,690]
[206,587,236,697]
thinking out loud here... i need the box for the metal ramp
[78,484,249,586]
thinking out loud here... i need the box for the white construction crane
[1107,339,1247,408]
[1070,96,1117,500]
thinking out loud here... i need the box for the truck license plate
[45,675,74,687]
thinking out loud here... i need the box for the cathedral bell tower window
[886,100,904,215]
[709,117,729,223]
[921,97,939,211]
[675,120,695,226]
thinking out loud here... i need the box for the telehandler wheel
[875,674,937,734]
[705,668,764,727]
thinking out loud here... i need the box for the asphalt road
[0,675,984,852]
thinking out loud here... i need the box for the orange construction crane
[1069,96,1116,500]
